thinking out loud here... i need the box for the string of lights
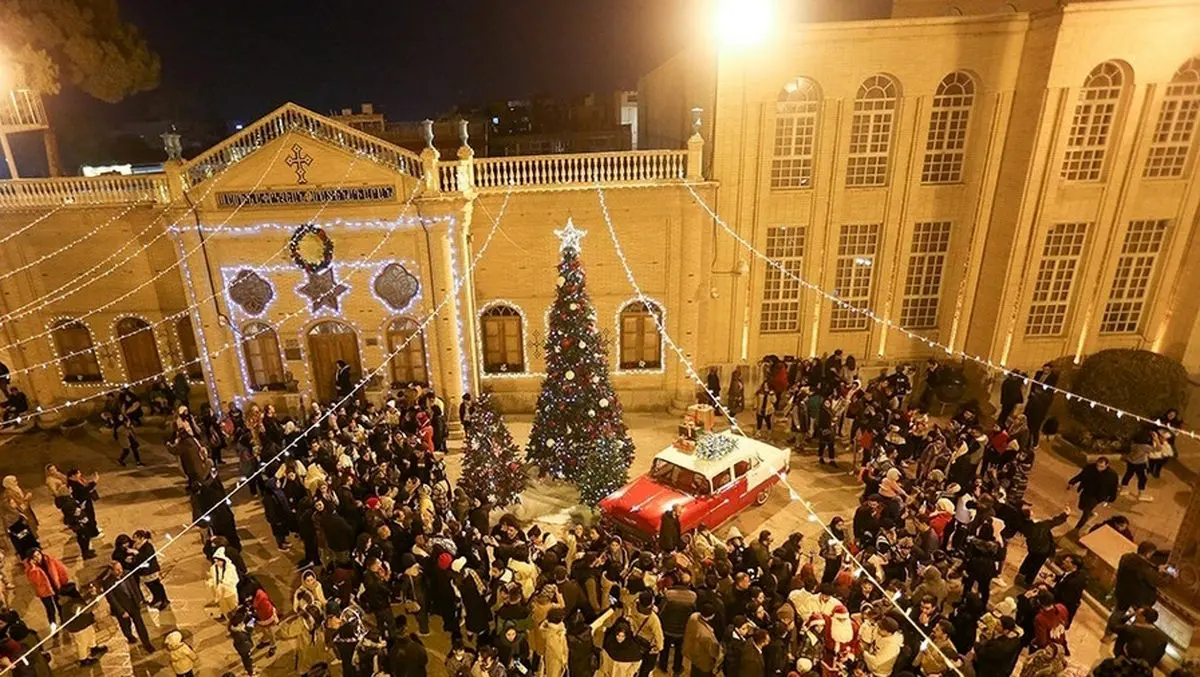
[683,183,1200,442]
[0,139,351,366]
[0,150,252,324]
[0,198,145,283]
[1,190,512,674]
[10,153,382,418]
[0,203,68,246]
[598,185,965,676]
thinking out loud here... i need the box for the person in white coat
[860,615,903,677]
[208,547,240,619]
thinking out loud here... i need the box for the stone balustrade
[0,175,168,208]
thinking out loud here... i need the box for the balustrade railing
[438,163,460,193]
[469,150,688,191]
[0,175,168,208]
[0,90,48,130]
[183,103,423,188]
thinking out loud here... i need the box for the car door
[704,467,739,529]
[732,457,757,509]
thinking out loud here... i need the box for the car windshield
[649,458,711,496]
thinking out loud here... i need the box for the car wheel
[755,487,770,506]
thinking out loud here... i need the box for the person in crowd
[101,560,156,653]
[753,381,772,437]
[1,385,29,424]
[998,371,1025,428]
[22,549,69,630]
[1054,554,1088,626]
[726,369,745,418]
[1109,541,1170,635]
[114,413,145,467]
[165,630,200,677]
[58,582,108,666]
[1114,606,1170,668]
[1068,456,1120,531]
[1123,425,1156,502]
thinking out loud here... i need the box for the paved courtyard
[0,408,1175,676]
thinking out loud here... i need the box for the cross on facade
[285,143,313,184]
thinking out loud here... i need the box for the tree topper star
[554,218,587,254]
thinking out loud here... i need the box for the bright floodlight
[716,0,772,48]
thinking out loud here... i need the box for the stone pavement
[0,412,1122,676]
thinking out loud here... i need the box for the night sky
[117,0,693,123]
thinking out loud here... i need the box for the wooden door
[307,321,362,404]
[116,317,162,384]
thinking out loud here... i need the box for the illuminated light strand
[0,135,281,325]
[682,183,1200,442]
[168,217,438,235]
[0,203,68,246]
[0,136,292,351]
[598,185,966,677]
[0,198,146,283]
[1,187,512,674]
[4,145,366,383]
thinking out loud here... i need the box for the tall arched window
[618,301,663,370]
[1062,61,1128,181]
[387,318,428,386]
[175,316,203,380]
[1144,57,1200,179]
[50,319,102,383]
[241,321,285,391]
[771,78,820,189]
[116,316,162,383]
[922,72,976,183]
[846,75,899,187]
[481,304,525,374]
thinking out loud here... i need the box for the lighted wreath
[289,224,334,273]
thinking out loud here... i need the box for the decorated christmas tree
[458,392,527,508]
[526,220,635,501]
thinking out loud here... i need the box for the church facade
[0,0,1198,424]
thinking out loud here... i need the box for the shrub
[1066,349,1188,441]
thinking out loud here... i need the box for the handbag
[403,599,421,614]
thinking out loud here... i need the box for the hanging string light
[599,185,966,676]
[1,189,513,674]
[0,203,69,246]
[683,183,1200,442]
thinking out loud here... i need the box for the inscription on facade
[216,184,396,208]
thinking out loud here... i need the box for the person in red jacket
[249,584,279,657]
[23,548,69,630]
[1031,590,1070,652]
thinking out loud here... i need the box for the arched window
[50,319,102,383]
[1144,57,1200,179]
[481,304,525,374]
[241,321,285,391]
[922,72,976,183]
[175,316,203,380]
[846,75,899,187]
[1062,61,1128,181]
[387,318,428,386]
[618,301,663,370]
[771,78,820,189]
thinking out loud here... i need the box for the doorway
[307,320,362,404]
[116,317,163,384]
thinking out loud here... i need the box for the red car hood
[599,475,695,536]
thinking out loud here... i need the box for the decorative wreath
[289,224,334,274]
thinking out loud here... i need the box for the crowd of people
[0,348,1191,677]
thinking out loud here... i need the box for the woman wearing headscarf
[596,618,644,677]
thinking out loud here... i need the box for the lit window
[175,316,203,380]
[50,319,102,383]
[1025,223,1089,336]
[619,301,663,370]
[846,75,898,187]
[1144,57,1200,179]
[771,78,820,189]
[387,317,429,385]
[241,321,285,391]
[759,226,805,333]
[1062,62,1127,181]
[830,224,880,331]
[481,305,525,373]
[922,72,975,183]
[1100,220,1170,334]
[900,222,953,329]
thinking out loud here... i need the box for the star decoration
[297,268,349,313]
[554,218,587,254]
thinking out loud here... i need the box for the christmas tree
[458,392,527,508]
[526,220,635,502]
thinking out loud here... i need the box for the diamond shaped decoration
[372,263,420,312]
[228,269,274,316]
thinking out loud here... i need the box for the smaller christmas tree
[577,437,628,507]
[458,393,527,508]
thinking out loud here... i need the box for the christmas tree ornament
[566,370,575,380]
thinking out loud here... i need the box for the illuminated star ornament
[554,218,587,254]
[297,268,349,312]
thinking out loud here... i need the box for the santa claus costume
[822,604,860,676]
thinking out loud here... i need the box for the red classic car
[599,432,790,541]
